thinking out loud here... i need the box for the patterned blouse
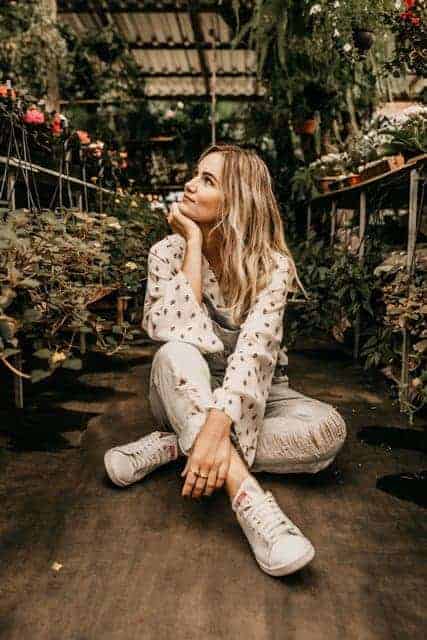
[142,233,293,467]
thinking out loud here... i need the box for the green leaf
[31,369,52,383]
[33,349,52,359]
[23,308,43,323]
[18,278,41,289]
[62,357,83,371]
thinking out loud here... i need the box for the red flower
[404,0,416,9]
[51,113,62,136]
[410,15,420,26]
[0,85,16,100]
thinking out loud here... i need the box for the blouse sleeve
[206,256,293,425]
[141,243,224,354]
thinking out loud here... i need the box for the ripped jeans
[148,341,347,475]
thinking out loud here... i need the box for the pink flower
[77,130,91,145]
[23,106,45,125]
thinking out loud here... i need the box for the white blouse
[142,233,293,467]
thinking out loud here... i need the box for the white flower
[309,4,322,15]
[343,43,352,52]
[125,261,138,271]
[333,28,340,37]
[177,101,184,109]
[107,221,122,230]
[333,0,340,6]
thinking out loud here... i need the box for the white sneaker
[232,480,315,577]
[104,431,179,487]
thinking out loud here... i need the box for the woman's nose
[184,177,197,192]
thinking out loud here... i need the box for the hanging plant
[352,28,375,54]
[91,26,126,64]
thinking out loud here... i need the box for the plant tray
[359,154,405,181]
[85,286,119,307]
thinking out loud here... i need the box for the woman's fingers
[191,473,210,499]
[181,469,199,497]
[201,466,218,497]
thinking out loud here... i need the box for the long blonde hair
[197,143,307,326]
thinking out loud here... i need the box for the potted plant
[293,97,318,135]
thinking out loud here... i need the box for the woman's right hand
[166,202,202,243]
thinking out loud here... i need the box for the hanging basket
[352,29,374,54]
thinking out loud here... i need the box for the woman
[104,143,347,577]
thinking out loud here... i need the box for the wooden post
[353,190,367,360]
[7,170,16,211]
[12,352,24,409]
[330,201,337,247]
[42,0,60,113]
[306,204,312,241]
[399,168,419,414]
[79,331,87,355]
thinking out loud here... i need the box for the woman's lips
[183,194,195,203]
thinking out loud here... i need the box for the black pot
[353,29,374,53]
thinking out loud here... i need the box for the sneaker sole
[104,450,138,488]
[257,543,315,577]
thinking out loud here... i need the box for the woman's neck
[199,222,222,268]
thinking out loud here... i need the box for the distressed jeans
[148,340,347,474]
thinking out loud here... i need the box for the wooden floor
[0,341,426,640]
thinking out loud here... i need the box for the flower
[309,4,322,15]
[0,85,16,100]
[177,101,184,109]
[23,106,45,125]
[343,43,352,52]
[107,221,122,230]
[77,130,91,145]
[125,261,138,271]
[333,28,340,37]
[51,113,62,136]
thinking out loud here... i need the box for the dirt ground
[0,339,426,640]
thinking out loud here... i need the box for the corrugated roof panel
[200,13,231,43]
[58,8,261,98]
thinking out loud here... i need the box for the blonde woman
[104,144,347,577]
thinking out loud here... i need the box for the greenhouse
[0,1,426,638]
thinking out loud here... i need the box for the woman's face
[180,152,224,224]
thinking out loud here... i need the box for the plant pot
[346,174,362,187]
[295,118,317,135]
[318,177,336,193]
[353,29,374,53]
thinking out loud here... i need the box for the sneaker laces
[128,436,169,473]
[243,492,301,544]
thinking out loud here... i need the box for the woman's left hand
[181,419,231,499]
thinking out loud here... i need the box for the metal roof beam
[59,95,262,103]
[130,43,245,50]
[189,4,210,95]
[58,2,245,14]
[140,72,256,78]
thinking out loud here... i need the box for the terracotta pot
[318,177,334,193]
[296,118,317,135]
[346,174,362,187]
